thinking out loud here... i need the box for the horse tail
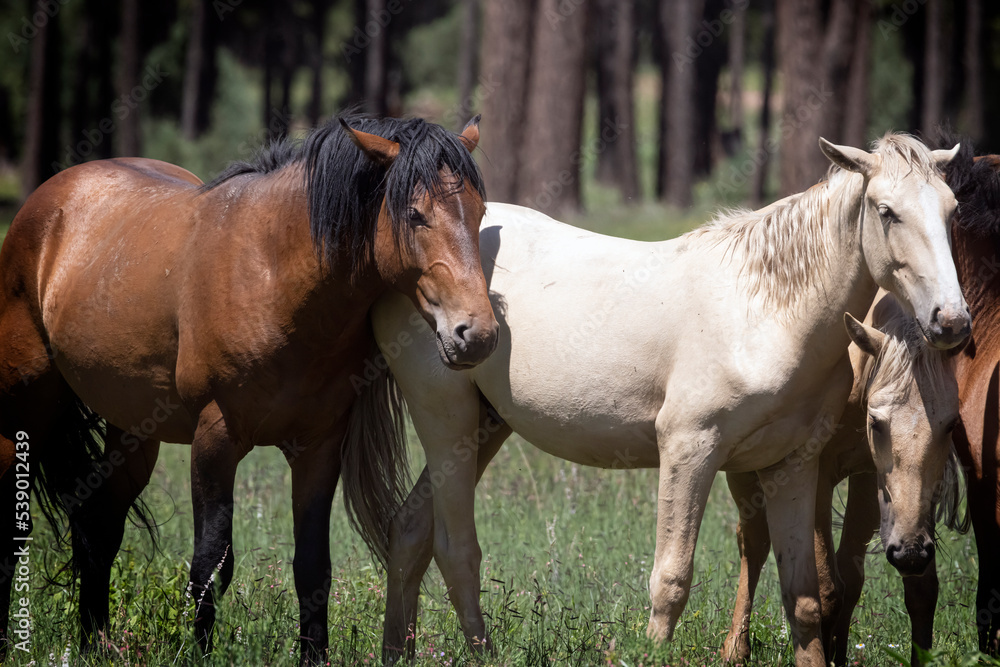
[33,392,158,579]
[341,354,410,567]
[935,446,971,535]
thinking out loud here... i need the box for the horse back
[0,159,205,439]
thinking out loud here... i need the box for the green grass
[6,431,987,666]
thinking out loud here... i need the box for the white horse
[372,135,966,666]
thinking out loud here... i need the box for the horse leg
[382,404,510,663]
[902,557,937,666]
[831,472,878,665]
[760,455,825,666]
[812,471,840,660]
[968,476,1000,655]
[285,436,342,666]
[646,425,720,643]
[389,384,501,654]
[721,471,771,663]
[75,425,160,650]
[189,402,244,654]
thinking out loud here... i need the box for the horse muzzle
[437,318,499,369]
[885,538,935,576]
[923,305,971,350]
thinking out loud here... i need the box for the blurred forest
[2,0,999,219]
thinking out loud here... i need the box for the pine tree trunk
[479,0,535,203]
[23,0,62,193]
[693,0,725,178]
[456,0,480,131]
[752,0,775,206]
[181,0,207,140]
[961,0,984,139]
[842,0,871,148]
[365,0,389,115]
[776,0,825,196]
[659,0,705,207]
[308,0,330,126]
[116,0,141,157]
[921,0,944,138]
[725,0,746,153]
[517,0,589,215]
[594,0,639,202]
[820,0,860,143]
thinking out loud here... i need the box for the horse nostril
[924,540,935,561]
[885,544,900,568]
[453,323,471,352]
[931,306,942,329]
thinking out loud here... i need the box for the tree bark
[456,0,480,131]
[752,0,775,206]
[842,0,871,149]
[308,0,330,126]
[658,0,706,207]
[819,0,860,143]
[343,0,367,108]
[517,0,589,215]
[594,0,639,202]
[181,0,208,140]
[116,0,141,157]
[23,0,63,193]
[693,0,725,177]
[479,0,535,203]
[724,0,746,154]
[365,0,389,115]
[776,0,824,195]
[921,0,945,138]
[961,0,984,139]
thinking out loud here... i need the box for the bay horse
[722,291,964,667]
[0,113,498,663]
[372,134,967,666]
[937,142,1000,655]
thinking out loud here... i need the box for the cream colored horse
[372,135,967,666]
[723,292,962,667]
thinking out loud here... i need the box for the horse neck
[757,170,877,335]
[953,226,1000,332]
[263,167,389,313]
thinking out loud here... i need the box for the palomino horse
[941,143,1000,655]
[722,292,964,667]
[0,113,497,663]
[373,135,967,666]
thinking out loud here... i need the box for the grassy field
[0,205,992,667]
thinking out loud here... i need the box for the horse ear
[459,115,481,153]
[844,312,886,358]
[931,144,960,168]
[340,118,400,167]
[819,138,880,176]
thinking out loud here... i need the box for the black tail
[935,446,971,535]
[341,354,410,567]
[33,392,157,579]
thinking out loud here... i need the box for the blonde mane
[860,306,950,405]
[688,133,946,315]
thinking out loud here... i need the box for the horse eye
[868,414,885,434]
[877,204,897,221]
[945,417,959,433]
[406,208,427,226]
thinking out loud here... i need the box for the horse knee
[789,594,822,633]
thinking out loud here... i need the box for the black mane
[935,131,1000,241]
[203,113,486,276]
